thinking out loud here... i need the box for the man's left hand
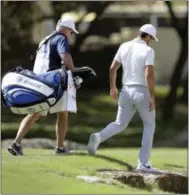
[110,87,118,101]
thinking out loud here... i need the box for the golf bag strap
[37,31,66,51]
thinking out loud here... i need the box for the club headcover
[72,66,97,89]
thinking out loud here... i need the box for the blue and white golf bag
[1,66,96,115]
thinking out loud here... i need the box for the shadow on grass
[38,151,134,171]
[75,152,134,171]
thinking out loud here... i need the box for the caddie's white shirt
[114,37,155,86]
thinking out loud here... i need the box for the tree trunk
[180,76,188,104]
[162,40,188,120]
[162,1,188,120]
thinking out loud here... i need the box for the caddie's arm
[60,53,75,70]
[57,37,75,70]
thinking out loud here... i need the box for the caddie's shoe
[136,162,158,173]
[55,146,72,155]
[8,142,24,156]
[87,133,101,155]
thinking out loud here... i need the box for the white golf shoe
[87,133,101,155]
[136,162,158,173]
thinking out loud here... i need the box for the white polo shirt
[114,37,155,86]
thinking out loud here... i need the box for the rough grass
[2,148,187,194]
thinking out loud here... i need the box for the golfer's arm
[109,60,121,89]
[60,53,75,70]
[145,65,155,98]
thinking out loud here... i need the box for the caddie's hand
[110,87,118,101]
[149,97,156,111]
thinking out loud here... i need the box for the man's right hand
[149,97,156,111]
[110,87,118,101]
[60,53,75,70]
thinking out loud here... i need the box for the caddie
[8,15,79,155]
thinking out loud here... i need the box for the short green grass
[2,148,187,194]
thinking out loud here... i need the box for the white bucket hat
[57,16,79,34]
[139,24,158,42]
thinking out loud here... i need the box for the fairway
[2,148,187,194]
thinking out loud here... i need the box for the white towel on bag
[66,70,77,113]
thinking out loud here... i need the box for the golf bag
[1,66,96,114]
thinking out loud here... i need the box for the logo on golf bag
[23,80,42,89]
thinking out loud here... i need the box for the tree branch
[73,2,112,54]
[165,1,182,37]
[184,1,188,32]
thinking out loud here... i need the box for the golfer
[8,16,79,155]
[88,24,158,172]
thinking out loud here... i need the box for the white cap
[57,16,79,34]
[139,24,158,42]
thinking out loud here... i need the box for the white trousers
[99,85,156,165]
